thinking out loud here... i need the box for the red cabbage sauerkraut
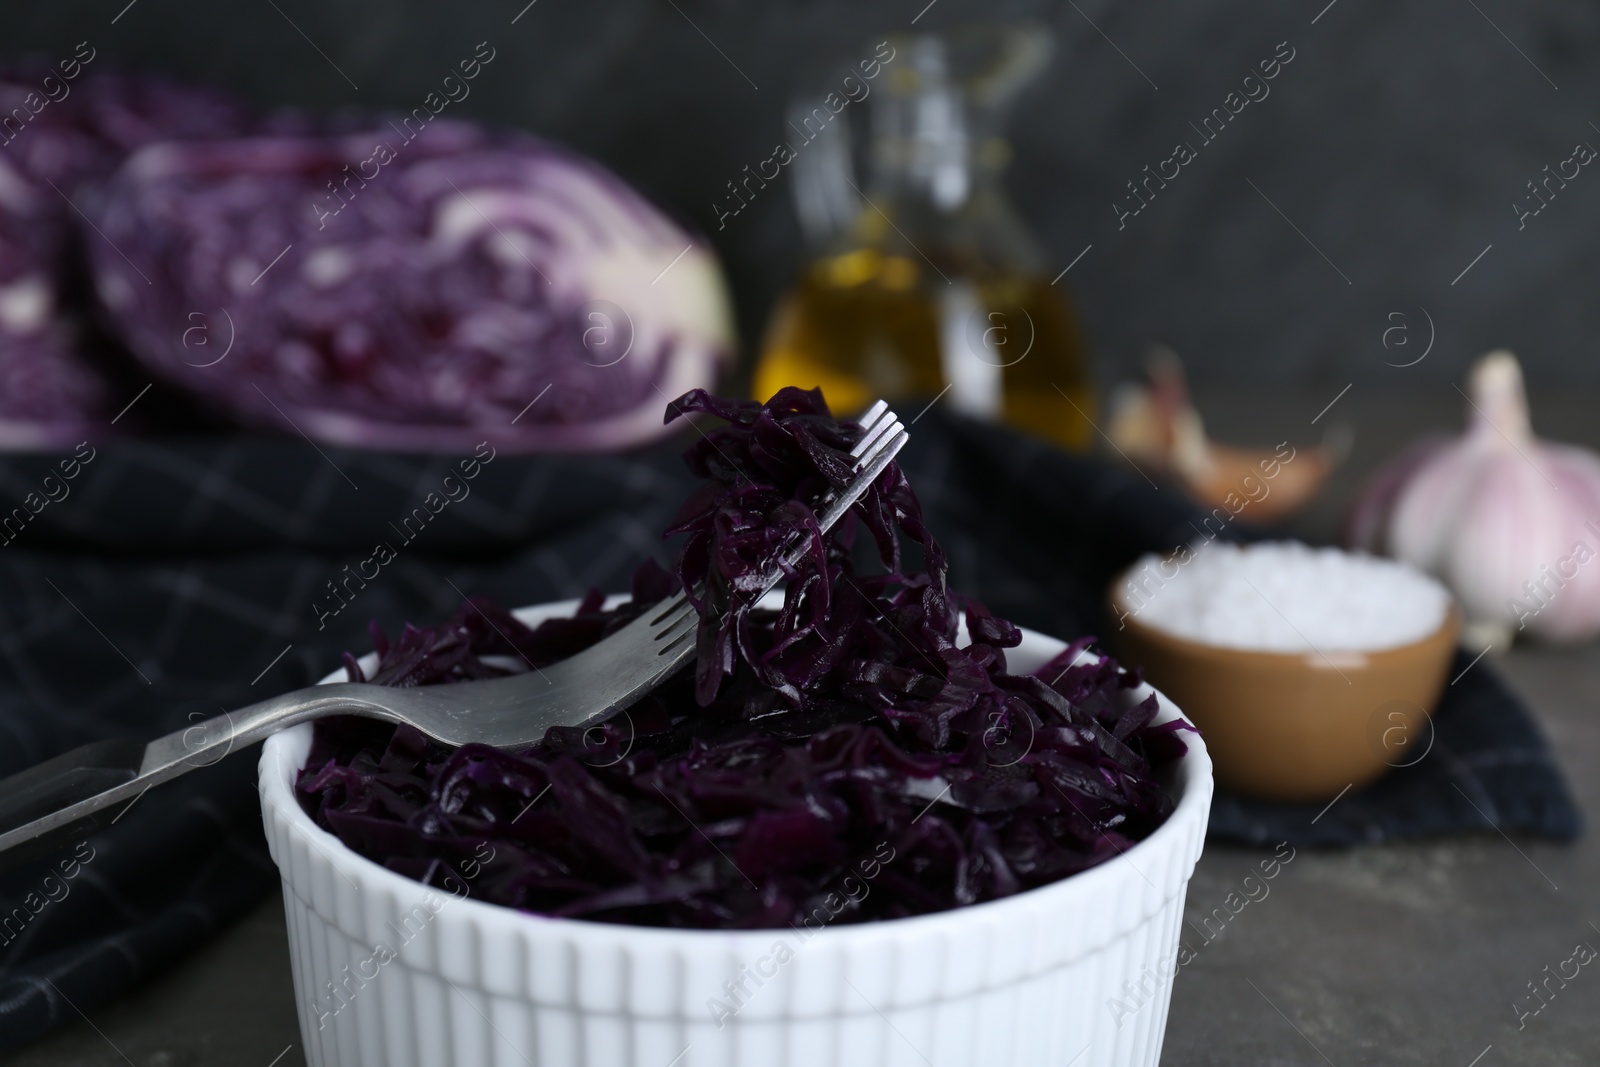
[296,389,1191,928]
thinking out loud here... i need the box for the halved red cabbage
[0,67,245,447]
[89,119,735,451]
[297,390,1191,928]
[0,209,109,450]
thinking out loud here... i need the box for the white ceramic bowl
[259,599,1212,1067]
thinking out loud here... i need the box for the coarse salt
[1118,541,1451,652]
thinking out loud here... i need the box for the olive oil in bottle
[753,25,1095,451]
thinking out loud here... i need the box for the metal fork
[0,402,908,857]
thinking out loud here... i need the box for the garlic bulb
[1348,350,1600,647]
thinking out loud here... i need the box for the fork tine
[860,433,906,482]
[855,417,905,472]
[851,401,889,456]
[648,592,690,626]
[853,409,898,460]
[655,607,696,642]
[657,627,696,657]
[651,599,695,636]
[815,425,904,535]
[850,422,888,460]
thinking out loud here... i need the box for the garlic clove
[1444,450,1567,643]
[1387,435,1487,574]
[1526,448,1600,640]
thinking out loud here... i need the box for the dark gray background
[7,0,1598,390]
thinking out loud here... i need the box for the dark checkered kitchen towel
[0,411,1581,1051]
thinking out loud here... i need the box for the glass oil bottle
[753,25,1096,451]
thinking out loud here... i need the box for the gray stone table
[14,384,1600,1065]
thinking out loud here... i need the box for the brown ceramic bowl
[1107,569,1462,802]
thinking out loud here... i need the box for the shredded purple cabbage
[89,119,734,452]
[297,389,1191,928]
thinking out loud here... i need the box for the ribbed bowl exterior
[260,618,1212,1067]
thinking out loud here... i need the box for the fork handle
[0,684,399,862]
[0,739,148,866]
